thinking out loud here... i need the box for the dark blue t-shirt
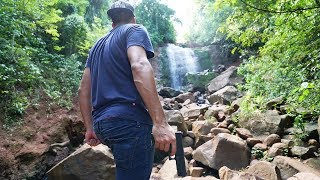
[85,24,154,125]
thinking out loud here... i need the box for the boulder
[287,172,320,180]
[158,87,183,98]
[272,156,320,179]
[305,122,319,140]
[228,124,236,132]
[265,97,284,110]
[158,158,188,179]
[192,121,215,140]
[189,159,197,168]
[246,161,281,180]
[163,102,173,110]
[150,173,163,180]
[173,101,181,110]
[193,133,250,170]
[253,143,268,151]
[187,131,196,139]
[207,86,241,105]
[175,92,195,103]
[308,139,320,148]
[225,117,233,126]
[184,147,193,160]
[183,136,195,148]
[217,111,226,121]
[263,134,281,146]
[284,122,318,140]
[217,121,229,129]
[231,98,243,112]
[181,103,210,119]
[236,128,253,140]
[219,166,260,180]
[281,139,295,148]
[204,104,230,121]
[210,128,231,136]
[238,110,283,137]
[284,127,301,136]
[268,143,287,158]
[280,114,294,129]
[290,146,317,159]
[198,114,205,121]
[194,134,213,148]
[182,99,192,106]
[246,138,262,147]
[47,144,115,180]
[304,157,320,170]
[190,167,204,177]
[282,134,296,141]
[207,66,243,93]
[165,110,188,135]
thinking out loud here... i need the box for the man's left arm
[78,68,100,146]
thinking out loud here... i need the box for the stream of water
[165,44,199,90]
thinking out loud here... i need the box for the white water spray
[166,44,199,89]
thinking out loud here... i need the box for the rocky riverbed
[46,66,320,180]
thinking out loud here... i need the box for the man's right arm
[127,45,176,156]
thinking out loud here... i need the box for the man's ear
[112,22,116,28]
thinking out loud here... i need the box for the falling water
[166,44,199,90]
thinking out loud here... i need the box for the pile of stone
[150,67,320,179]
[47,66,320,180]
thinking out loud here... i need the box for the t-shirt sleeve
[127,25,155,59]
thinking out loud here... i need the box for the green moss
[194,49,212,71]
[185,71,217,88]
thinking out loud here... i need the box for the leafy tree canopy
[135,0,176,47]
[0,0,111,126]
[0,0,176,126]
[190,0,320,118]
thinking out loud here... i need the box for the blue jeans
[93,118,154,180]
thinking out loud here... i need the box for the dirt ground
[0,98,84,180]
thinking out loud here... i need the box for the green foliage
[84,0,110,26]
[185,71,217,88]
[135,0,176,47]
[0,0,178,126]
[58,14,88,57]
[206,116,218,124]
[157,48,171,86]
[196,0,320,122]
[0,0,113,126]
[187,0,233,45]
[251,147,265,160]
[193,49,212,70]
[292,115,309,141]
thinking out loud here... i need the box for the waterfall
[166,44,199,90]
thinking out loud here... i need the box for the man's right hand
[85,130,101,147]
[152,122,176,156]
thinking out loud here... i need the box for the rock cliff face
[46,66,320,180]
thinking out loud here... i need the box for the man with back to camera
[78,1,176,179]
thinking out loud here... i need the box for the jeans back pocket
[110,137,139,169]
